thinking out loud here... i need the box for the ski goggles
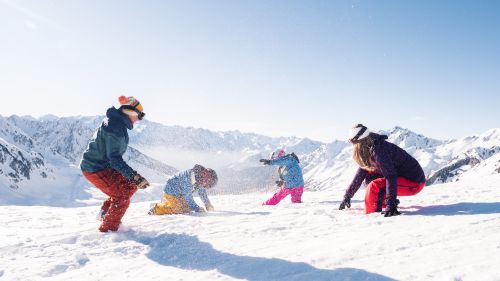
[121,105,146,120]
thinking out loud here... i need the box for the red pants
[365,177,425,214]
[83,168,137,232]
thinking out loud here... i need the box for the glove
[206,204,215,212]
[147,203,156,215]
[275,180,284,187]
[132,172,150,189]
[339,197,351,210]
[383,206,401,217]
[260,159,271,165]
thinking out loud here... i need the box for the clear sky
[1,0,499,142]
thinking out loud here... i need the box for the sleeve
[163,178,174,194]
[104,132,135,180]
[269,155,293,167]
[373,147,398,207]
[184,189,201,212]
[198,188,212,208]
[344,168,368,199]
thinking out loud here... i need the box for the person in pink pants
[260,149,305,205]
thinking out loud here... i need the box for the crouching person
[80,96,150,232]
[339,124,426,217]
[149,164,218,215]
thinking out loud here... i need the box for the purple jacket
[343,134,425,207]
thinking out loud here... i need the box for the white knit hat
[349,124,370,143]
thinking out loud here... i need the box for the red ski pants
[365,177,425,214]
[83,168,137,232]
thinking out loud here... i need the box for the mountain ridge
[1,114,498,206]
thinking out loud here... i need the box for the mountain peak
[7,114,36,121]
[479,128,500,140]
[385,126,443,150]
[389,126,417,135]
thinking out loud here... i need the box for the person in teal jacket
[149,164,218,215]
[81,96,149,232]
[260,149,305,205]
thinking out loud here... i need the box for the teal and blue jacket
[80,107,135,180]
[269,154,304,189]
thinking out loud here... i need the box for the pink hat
[270,148,286,160]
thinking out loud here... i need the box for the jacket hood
[370,133,388,142]
[106,107,133,130]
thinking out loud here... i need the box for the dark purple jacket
[343,134,425,207]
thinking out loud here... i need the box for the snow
[1,115,500,279]
[2,175,500,281]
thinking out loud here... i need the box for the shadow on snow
[404,202,500,216]
[191,210,272,217]
[318,200,364,205]
[126,230,396,281]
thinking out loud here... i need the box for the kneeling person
[149,164,217,215]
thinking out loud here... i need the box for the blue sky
[1,0,499,142]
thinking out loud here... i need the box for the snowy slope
[1,174,500,280]
[461,152,500,180]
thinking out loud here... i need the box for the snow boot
[381,199,400,215]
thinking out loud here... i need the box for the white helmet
[349,124,370,143]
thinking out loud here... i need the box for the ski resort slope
[1,175,500,281]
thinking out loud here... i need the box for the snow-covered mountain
[7,115,102,163]
[0,117,90,206]
[0,138,50,190]
[1,114,499,206]
[426,146,500,185]
[0,116,59,190]
[0,115,178,206]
